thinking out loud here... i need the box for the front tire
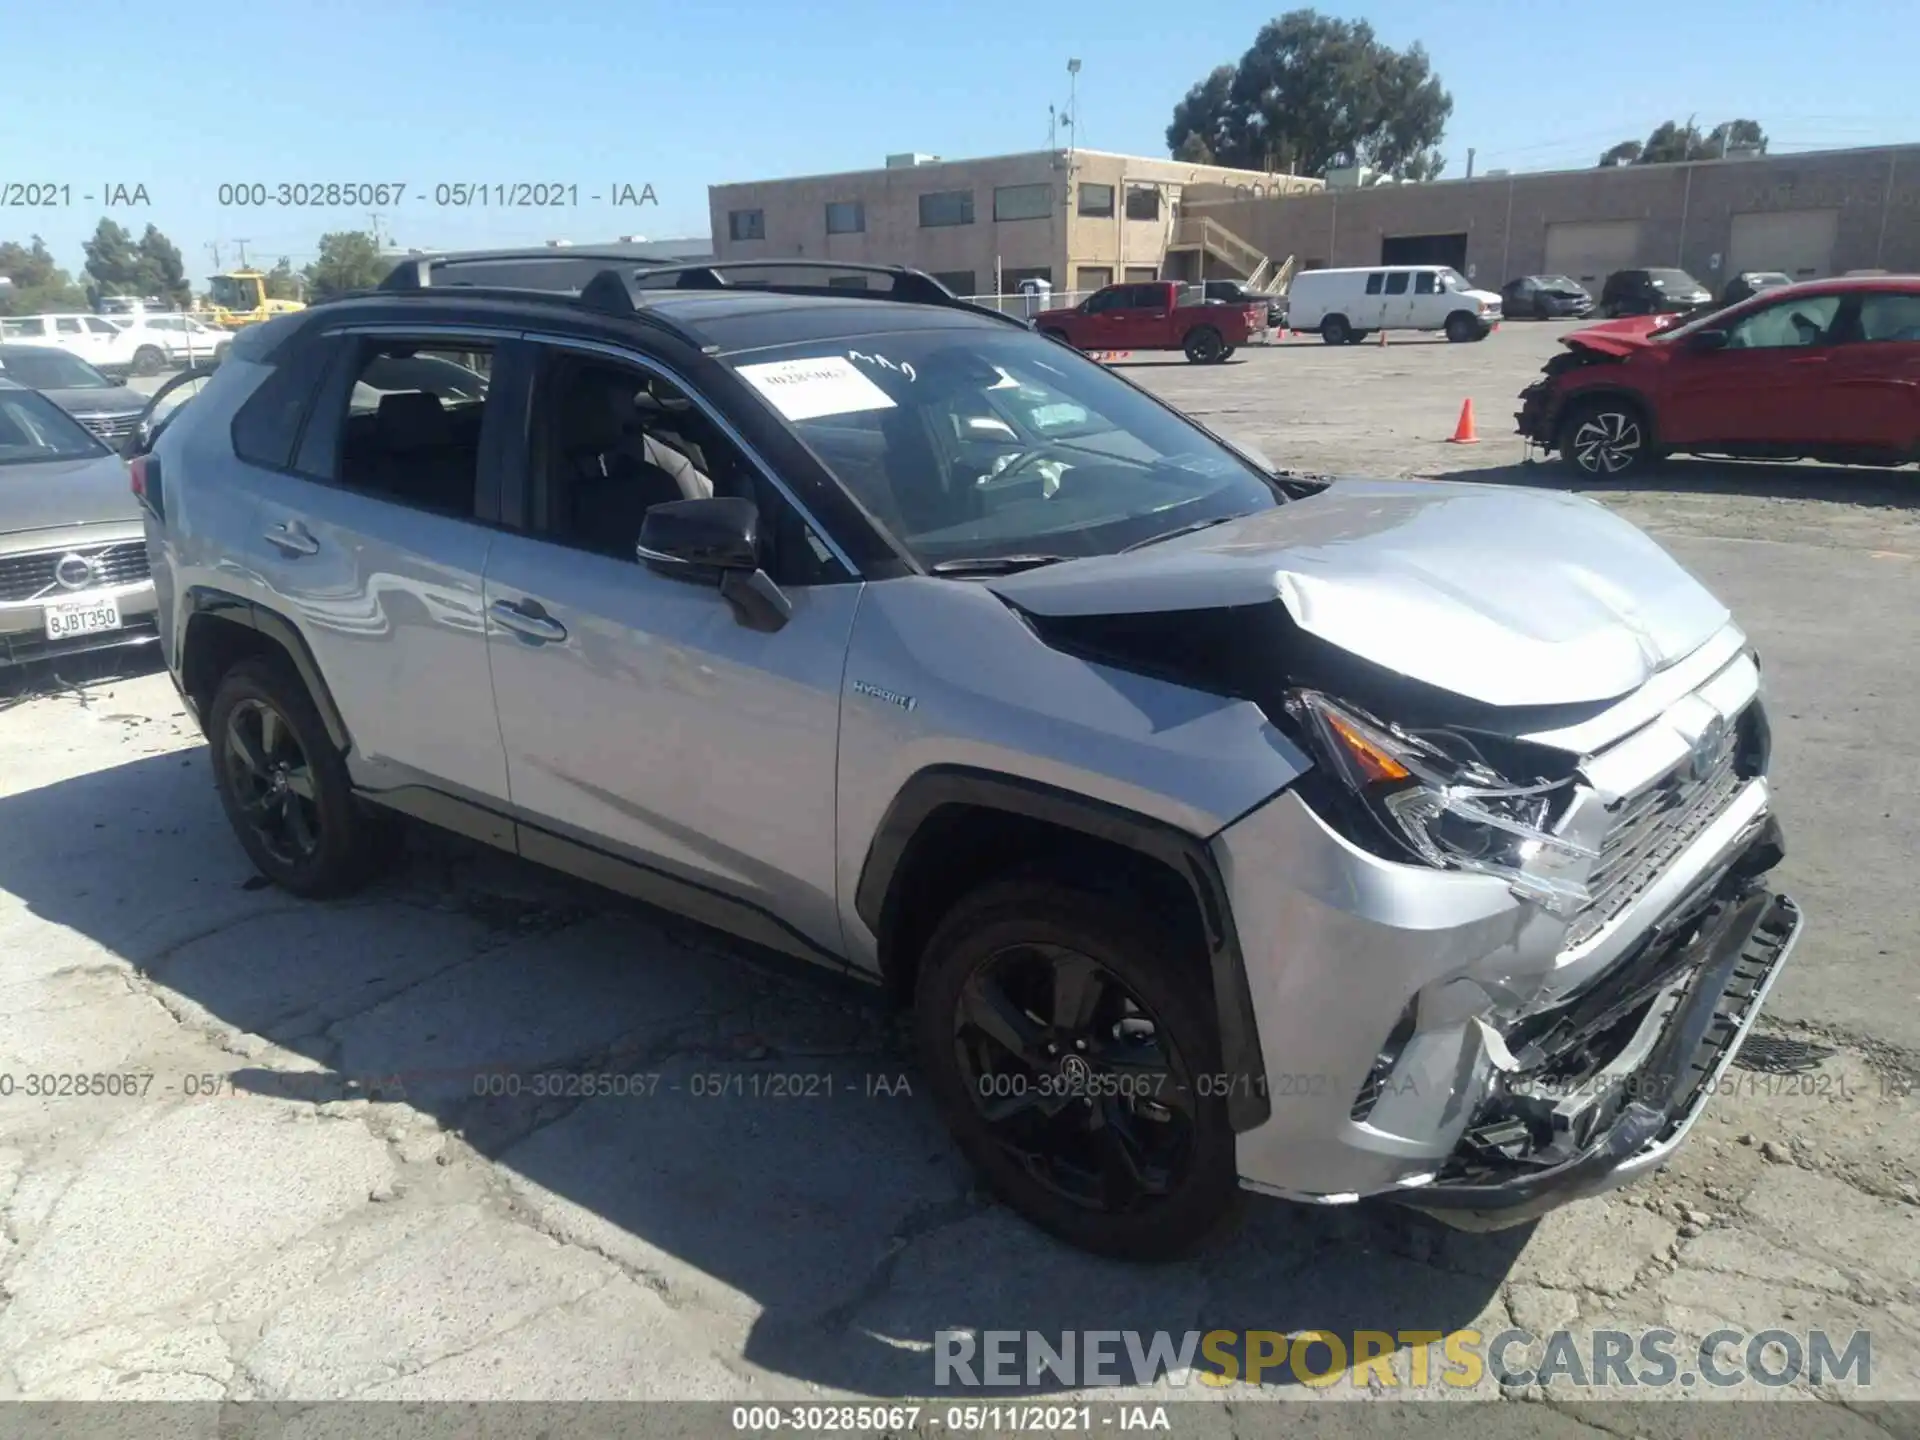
[914,879,1240,1261]
[1183,326,1225,364]
[1444,312,1479,343]
[208,656,393,898]
[1559,397,1651,478]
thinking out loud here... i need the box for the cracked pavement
[1,331,1916,1421]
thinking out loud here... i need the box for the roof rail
[371,252,1030,329]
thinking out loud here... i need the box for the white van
[1286,265,1502,344]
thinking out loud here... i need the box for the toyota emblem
[53,553,95,591]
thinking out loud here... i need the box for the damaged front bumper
[1407,866,1801,1229]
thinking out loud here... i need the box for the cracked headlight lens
[1286,689,1600,915]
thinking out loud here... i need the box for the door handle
[263,522,319,556]
[489,599,568,644]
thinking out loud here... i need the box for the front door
[244,330,514,809]
[1658,292,1846,448]
[480,342,860,958]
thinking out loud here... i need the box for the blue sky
[6,0,1915,282]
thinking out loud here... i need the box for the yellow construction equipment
[202,269,305,330]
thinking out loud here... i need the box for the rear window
[230,333,341,471]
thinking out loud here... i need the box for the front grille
[76,411,140,441]
[0,541,151,603]
[1565,712,1749,947]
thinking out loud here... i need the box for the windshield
[727,327,1284,567]
[0,348,115,389]
[1542,275,1581,290]
[1648,270,1698,290]
[209,275,259,310]
[1437,268,1473,292]
[0,388,108,464]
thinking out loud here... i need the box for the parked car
[1517,275,1920,476]
[0,377,159,667]
[1718,271,1792,308]
[1286,265,1502,344]
[1501,275,1593,319]
[109,314,232,373]
[0,345,149,445]
[1032,280,1267,363]
[0,312,143,377]
[1202,279,1286,329]
[141,254,1799,1258]
[1598,269,1713,318]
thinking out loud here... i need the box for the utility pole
[1466,147,1476,180]
[1066,58,1081,162]
[205,240,222,270]
[368,212,385,250]
[234,238,251,268]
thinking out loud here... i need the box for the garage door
[1544,220,1644,291]
[1726,209,1840,281]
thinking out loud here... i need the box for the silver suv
[140,255,1802,1258]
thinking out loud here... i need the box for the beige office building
[707,149,1321,299]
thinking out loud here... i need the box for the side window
[1085,288,1122,314]
[1384,272,1410,295]
[537,354,834,583]
[233,334,348,472]
[85,317,119,334]
[329,340,496,514]
[1127,284,1163,308]
[1724,295,1844,350]
[1,318,47,338]
[1364,273,1384,295]
[56,317,84,335]
[1414,271,1438,295]
[1856,292,1920,343]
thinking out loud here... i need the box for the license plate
[44,594,123,639]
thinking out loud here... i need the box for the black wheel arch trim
[183,587,352,753]
[855,765,1272,1131]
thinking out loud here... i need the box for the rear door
[1657,291,1847,447]
[1820,289,1920,452]
[479,336,861,959]
[243,326,517,810]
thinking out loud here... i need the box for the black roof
[328,254,1029,356]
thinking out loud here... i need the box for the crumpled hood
[984,479,1731,708]
[0,453,142,535]
[1562,315,1676,356]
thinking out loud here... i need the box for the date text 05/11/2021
[209,182,659,208]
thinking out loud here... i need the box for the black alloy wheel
[221,696,321,868]
[954,942,1197,1213]
[915,880,1239,1259]
[1183,326,1226,364]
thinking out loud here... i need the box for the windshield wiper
[1121,513,1250,552]
[927,554,1074,576]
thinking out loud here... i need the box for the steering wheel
[978,443,1066,491]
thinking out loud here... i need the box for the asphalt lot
[0,327,1915,1416]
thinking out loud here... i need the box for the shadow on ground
[0,744,1525,1395]
[1448,455,1920,508]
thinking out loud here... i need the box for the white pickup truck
[0,312,143,376]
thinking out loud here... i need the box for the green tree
[83,218,144,295]
[1164,9,1453,179]
[134,225,191,307]
[0,236,88,314]
[263,256,302,301]
[302,231,389,302]
[1598,118,1768,167]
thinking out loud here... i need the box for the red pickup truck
[1032,281,1266,364]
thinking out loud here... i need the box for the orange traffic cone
[1446,398,1479,444]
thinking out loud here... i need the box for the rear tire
[1183,326,1226,364]
[913,879,1240,1261]
[1558,396,1651,478]
[207,656,396,899]
[1345,329,1371,345]
[1319,315,1351,345]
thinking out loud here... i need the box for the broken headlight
[1285,690,1599,915]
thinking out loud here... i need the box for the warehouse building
[708,149,1320,299]
[1180,143,1920,295]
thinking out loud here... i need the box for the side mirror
[638,495,760,572]
[637,496,792,632]
[1685,329,1729,352]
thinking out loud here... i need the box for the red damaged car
[1516,276,1920,477]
